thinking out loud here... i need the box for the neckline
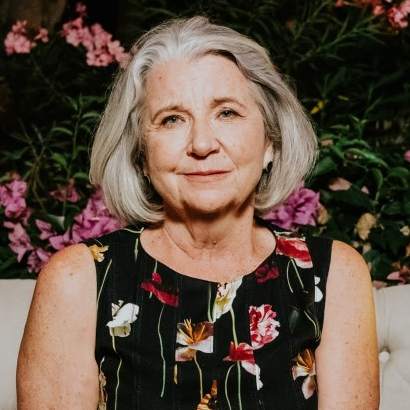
[136,217,279,284]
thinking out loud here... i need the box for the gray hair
[89,16,318,225]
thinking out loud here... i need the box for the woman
[17,16,379,410]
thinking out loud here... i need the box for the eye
[219,109,238,119]
[161,115,181,125]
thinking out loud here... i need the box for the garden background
[0,0,409,286]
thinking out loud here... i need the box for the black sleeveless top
[84,219,332,410]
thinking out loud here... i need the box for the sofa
[0,279,409,409]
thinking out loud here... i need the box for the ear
[263,145,274,169]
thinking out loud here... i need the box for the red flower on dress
[141,272,179,307]
[224,342,263,390]
[275,234,313,269]
[255,263,279,283]
[249,304,280,349]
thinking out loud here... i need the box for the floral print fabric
[85,219,332,410]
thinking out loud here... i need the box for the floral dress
[84,218,332,410]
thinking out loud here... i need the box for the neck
[162,205,257,257]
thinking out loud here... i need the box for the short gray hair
[90,16,318,225]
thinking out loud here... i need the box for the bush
[1,0,410,285]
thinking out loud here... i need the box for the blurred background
[0,0,409,285]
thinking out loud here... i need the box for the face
[143,54,273,218]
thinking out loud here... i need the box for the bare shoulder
[32,243,96,300]
[315,240,379,410]
[17,243,99,409]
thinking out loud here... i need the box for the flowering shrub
[4,3,129,67]
[1,0,410,285]
[336,0,410,29]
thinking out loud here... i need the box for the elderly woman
[17,16,379,410]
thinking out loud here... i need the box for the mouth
[183,170,230,182]
[185,170,229,176]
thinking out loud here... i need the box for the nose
[187,118,220,157]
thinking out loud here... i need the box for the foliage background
[1,0,410,283]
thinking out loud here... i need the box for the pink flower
[4,20,35,55]
[404,150,410,163]
[141,272,179,307]
[255,263,279,283]
[0,177,28,219]
[71,189,121,242]
[75,2,88,17]
[50,179,80,203]
[48,228,75,251]
[387,2,410,28]
[263,187,320,230]
[275,233,313,269]
[61,14,129,68]
[34,28,49,43]
[249,304,280,349]
[387,265,410,284]
[27,247,52,273]
[35,219,56,240]
[328,177,352,191]
[3,221,33,262]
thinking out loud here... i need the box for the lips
[185,170,228,176]
[183,170,230,182]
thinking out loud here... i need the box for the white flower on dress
[314,276,323,302]
[107,300,139,337]
[212,279,242,321]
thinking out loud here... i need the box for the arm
[315,240,379,410]
[17,244,99,410]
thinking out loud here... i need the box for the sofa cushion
[374,285,410,410]
[0,279,35,410]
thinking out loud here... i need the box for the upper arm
[315,240,379,410]
[17,243,99,410]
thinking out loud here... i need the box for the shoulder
[328,239,370,286]
[35,243,96,298]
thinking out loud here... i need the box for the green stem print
[225,364,235,410]
[290,259,304,289]
[111,335,122,410]
[158,303,166,397]
[194,354,204,400]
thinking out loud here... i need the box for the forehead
[143,54,259,106]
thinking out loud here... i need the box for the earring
[264,161,273,174]
[143,174,151,186]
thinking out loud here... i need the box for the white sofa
[0,280,409,409]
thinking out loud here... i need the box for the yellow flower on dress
[292,348,317,399]
[197,380,218,410]
[176,319,214,361]
[88,244,109,262]
[98,358,107,410]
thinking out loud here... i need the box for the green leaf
[51,153,68,170]
[51,126,73,137]
[289,309,300,334]
[72,171,90,181]
[330,186,374,211]
[382,202,402,216]
[313,156,337,176]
